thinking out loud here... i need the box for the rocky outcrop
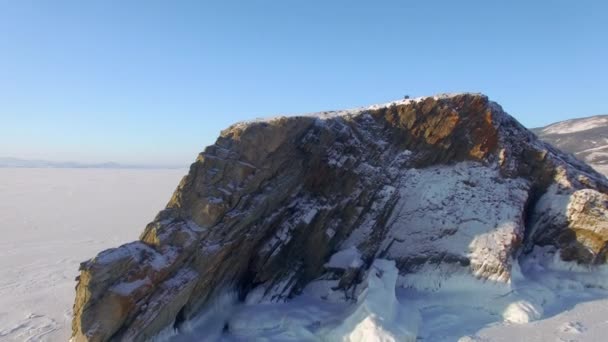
[71,93,608,341]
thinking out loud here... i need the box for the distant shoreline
[0,166,187,170]
[0,157,187,170]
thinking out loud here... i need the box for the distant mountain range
[532,114,608,175]
[0,157,185,169]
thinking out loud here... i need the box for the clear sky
[1,1,607,166]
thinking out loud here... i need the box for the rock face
[71,94,608,341]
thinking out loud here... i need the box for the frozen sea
[0,168,185,341]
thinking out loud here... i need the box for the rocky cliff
[71,94,608,341]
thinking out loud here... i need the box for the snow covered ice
[0,168,185,341]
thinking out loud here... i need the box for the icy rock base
[156,250,608,342]
[321,259,419,342]
[157,259,419,342]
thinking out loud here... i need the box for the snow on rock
[527,183,608,266]
[469,222,522,283]
[111,277,152,296]
[122,268,199,341]
[382,162,530,286]
[326,247,363,269]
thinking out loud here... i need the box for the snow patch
[502,300,543,323]
[326,246,363,269]
[111,277,151,296]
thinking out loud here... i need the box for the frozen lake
[0,168,186,341]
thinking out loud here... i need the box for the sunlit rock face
[71,93,608,341]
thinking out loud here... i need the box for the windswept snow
[0,168,185,341]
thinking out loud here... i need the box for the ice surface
[0,168,185,341]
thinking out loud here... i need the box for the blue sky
[1,1,607,166]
